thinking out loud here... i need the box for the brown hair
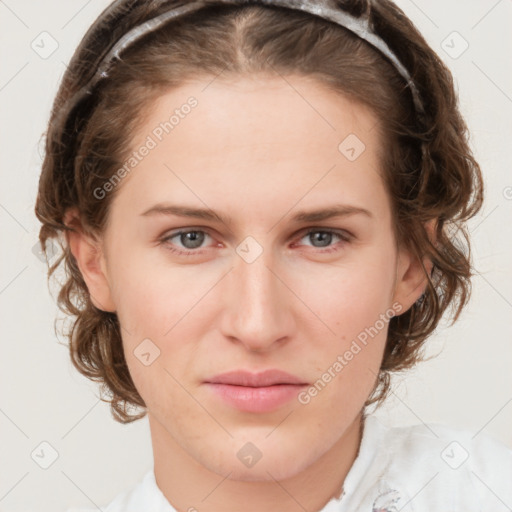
[35,0,483,423]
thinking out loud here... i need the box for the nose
[220,244,295,352]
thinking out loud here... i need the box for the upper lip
[205,369,307,387]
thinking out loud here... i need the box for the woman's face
[78,75,423,482]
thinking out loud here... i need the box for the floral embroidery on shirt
[372,488,402,512]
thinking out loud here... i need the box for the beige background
[1,0,511,510]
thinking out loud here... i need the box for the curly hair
[35,0,483,423]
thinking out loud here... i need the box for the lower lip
[205,383,307,413]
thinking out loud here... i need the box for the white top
[67,414,512,511]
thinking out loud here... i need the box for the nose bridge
[221,239,292,350]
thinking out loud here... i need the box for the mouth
[203,369,308,413]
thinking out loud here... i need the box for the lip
[205,369,307,387]
[204,370,308,413]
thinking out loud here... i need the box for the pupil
[312,231,331,247]
[182,231,204,249]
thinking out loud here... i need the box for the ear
[63,208,116,313]
[392,219,436,313]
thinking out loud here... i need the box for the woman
[35,1,511,510]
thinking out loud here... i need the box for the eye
[160,227,352,256]
[294,228,351,253]
[161,229,214,255]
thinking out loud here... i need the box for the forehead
[128,74,379,156]
[108,75,388,225]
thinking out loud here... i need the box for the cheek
[108,245,212,336]
[110,234,396,402]
[107,251,221,400]
[298,243,397,340]
[294,245,396,397]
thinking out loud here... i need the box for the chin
[201,447,314,483]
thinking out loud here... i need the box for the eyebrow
[140,203,373,225]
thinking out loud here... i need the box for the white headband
[64,0,425,126]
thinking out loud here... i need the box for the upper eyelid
[162,226,351,237]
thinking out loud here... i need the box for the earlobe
[64,208,116,313]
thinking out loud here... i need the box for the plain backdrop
[1,0,511,511]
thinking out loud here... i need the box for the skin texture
[66,75,429,512]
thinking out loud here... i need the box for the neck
[150,411,365,512]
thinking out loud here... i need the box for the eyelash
[160,227,352,256]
